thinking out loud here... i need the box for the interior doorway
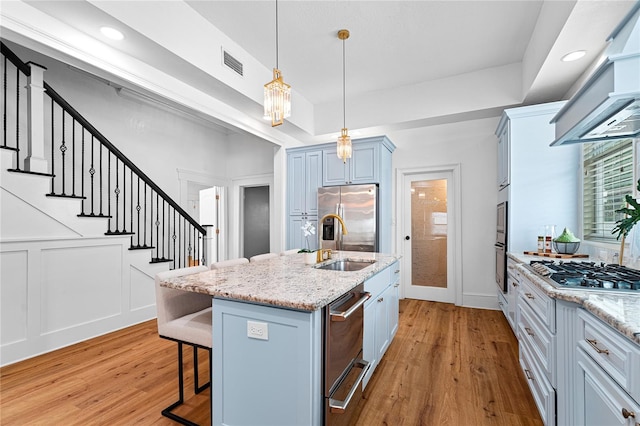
[242,186,270,259]
[399,166,461,304]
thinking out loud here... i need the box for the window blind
[583,139,634,241]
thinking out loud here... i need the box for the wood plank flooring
[0,299,541,425]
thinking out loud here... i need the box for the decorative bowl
[553,241,580,255]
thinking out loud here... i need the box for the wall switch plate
[247,320,268,340]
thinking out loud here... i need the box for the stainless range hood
[550,3,640,146]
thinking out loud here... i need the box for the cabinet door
[497,122,510,189]
[350,143,378,184]
[375,286,391,360]
[576,348,640,426]
[305,151,322,216]
[362,300,377,389]
[288,216,318,251]
[388,280,399,340]
[288,152,307,215]
[323,148,349,186]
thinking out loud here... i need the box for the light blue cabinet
[213,298,323,426]
[288,216,318,252]
[363,261,400,388]
[288,149,322,216]
[323,141,379,186]
[287,136,395,253]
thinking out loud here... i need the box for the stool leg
[194,346,211,394]
[161,342,198,426]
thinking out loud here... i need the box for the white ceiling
[2,0,638,147]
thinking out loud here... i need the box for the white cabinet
[497,121,510,189]
[363,261,400,389]
[504,258,519,332]
[323,141,379,186]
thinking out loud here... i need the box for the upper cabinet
[323,141,379,186]
[286,136,396,252]
[287,149,322,216]
[496,120,510,190]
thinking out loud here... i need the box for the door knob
[405,236,410,241]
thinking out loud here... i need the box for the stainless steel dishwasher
[324,283,371,426]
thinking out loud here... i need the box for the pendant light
[264,0,291,127]
[337,29,352,163]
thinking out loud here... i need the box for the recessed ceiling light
[100,26,124,41]
[561,50,586,62]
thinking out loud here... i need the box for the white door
[402,171,456,303]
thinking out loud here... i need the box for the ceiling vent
[223,49,243,77]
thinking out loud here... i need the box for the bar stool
[155,266,211,426]
[280,249,300,256]
[249,253,278,262]
[210,258,249,269]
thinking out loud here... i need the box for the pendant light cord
[275,0,279,69]
[342,36,346,129]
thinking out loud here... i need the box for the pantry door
[401,168,460,304]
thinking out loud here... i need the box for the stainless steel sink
[315,259,376,272]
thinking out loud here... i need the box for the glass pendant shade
[264,68,291,127]
[337,128,352,163]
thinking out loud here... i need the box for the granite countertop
[508,252,640,345]
[160,251,399,312]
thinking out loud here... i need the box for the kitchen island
[160,251,400,426]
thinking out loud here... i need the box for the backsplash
[581,228,640,269]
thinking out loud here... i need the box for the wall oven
[495,201,508,292]
[324,283,370,426]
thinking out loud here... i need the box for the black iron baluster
[50,99,54,193]
[106,152,112,231]
[162,198,166,260]
[15,65,20,170]
[155,193,159,260]
[172,208,177,269]
[114,158,120,232]
[89,135,95,215]
[59,111,67,195]
[130,169,133,242]
[136,175,141,247]
[80,130,85,214]
[71,119,76,196]
[122,164,126,232]
[144,182,148,248]
[99,140,104,216]
[3,56,6,148]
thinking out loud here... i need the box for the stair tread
[77,213,112,218]
[7,168,54,177]
[46,193,86,199]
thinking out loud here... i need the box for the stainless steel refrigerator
[317,184,378,252]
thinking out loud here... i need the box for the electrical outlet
[247,321,268,340]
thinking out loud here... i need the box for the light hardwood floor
[0,299,541,425]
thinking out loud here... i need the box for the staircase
[0,41,207,366]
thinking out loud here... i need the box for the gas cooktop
[527,260,640,293]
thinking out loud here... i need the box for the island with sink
[160,250,400,426]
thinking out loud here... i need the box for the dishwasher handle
[330,292,371,322]
[329,358,370,414]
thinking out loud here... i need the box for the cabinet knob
[622,408,636,419]
[524,327,535,337]
[377,297,384,303]
[525,293,535,300]
[524,369,534,381]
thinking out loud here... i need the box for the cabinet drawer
[577,309,640,402]
[364,268,389,304]
[519,341,556,426]
[388,261,400,285]
[497,289,508,319]
[518,297,556,386]
[519,275,555,332]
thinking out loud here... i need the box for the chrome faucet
[318,213,348,261]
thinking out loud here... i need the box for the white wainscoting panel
[130,264,155,311]
[0,250,28,345]
[40,244,123,334]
